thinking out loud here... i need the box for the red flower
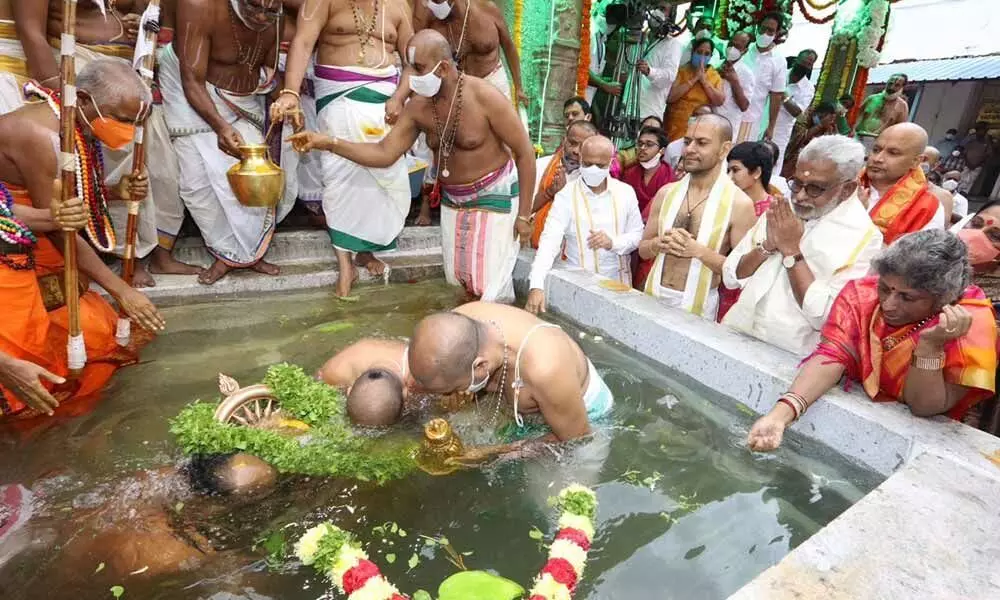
[541,558,578,590]
[529,596,548,600]
[390,595,409,600]
[342,560,381,595]
[555,528,591,552]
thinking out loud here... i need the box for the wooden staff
[117,0,162,347]
[61,0,86,376]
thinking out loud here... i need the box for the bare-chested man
[638,113,755,320]
[316,338,409,392]
[855,73,909,154]
[160,0,297,285]
[272,0,415,297]
[414,0,527,105]
[408,302,612,442]
[13,0,201,288]
[0,59,164,418]
[289,30,535,302]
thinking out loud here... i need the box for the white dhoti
[440,160,520,303]
[313,64,409,253]
[66,42,186,259]
[159,45,294,267]
[0,23,28,115]
[484,63,513,100]
[297,60,325,214]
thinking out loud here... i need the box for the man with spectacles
[14,0,203,288]
[860,122,945,245]
[722,135,883,355]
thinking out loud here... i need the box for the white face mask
[942,179,960,192]
[427,0,452,20]
[726,46,742,63]
[466,360,490,394]
[640,156,662,170]
[695,29,711,40]
[756,33,775,48]
[409,62,443,97]
[581,164,610,187]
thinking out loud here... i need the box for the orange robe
[808,276,997,420]
[865,167,940,245]
[531,148,565,249]
[0,186,147,419]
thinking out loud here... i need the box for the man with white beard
[722,135,883,355]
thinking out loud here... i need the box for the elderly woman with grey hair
[748,229,998,452]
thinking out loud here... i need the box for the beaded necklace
[25,82,117,253]
[349,0,380,63]
[0,181,36,271]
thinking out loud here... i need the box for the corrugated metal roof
[868,54,1000,85]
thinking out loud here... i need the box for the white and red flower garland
[528,484,598,600]
[295,522,408,600]
[294,484,597,600]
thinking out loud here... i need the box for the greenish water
[0,280,882,600]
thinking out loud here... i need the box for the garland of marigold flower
[511,0,523,107]
[795,0,836,24]
[24,81,116,254]
[576,0,592,96]
[528,485,597,600]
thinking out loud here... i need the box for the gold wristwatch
[911,353,945,370]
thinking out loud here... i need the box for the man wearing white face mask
[289,30,536,303]
[943,171,969,228]
[679,16,723,67]
[715,32,754,142]
[526,136,643,314]
[413,0,528,107]
[740,12,787,143]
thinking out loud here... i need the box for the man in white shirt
[943,170,969,226]
[772,50,818,174]
[715,32,755,138]
[723,135,883,355]
[740,12,787,143]
[526,136,643,314]
[637,11,683,122]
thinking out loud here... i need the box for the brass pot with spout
[416,418,466,476]
[226,144,284,208]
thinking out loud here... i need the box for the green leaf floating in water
[169,364,418,484]
[312,320,355,334]
[413,591,433,600]
[437,571,525,600]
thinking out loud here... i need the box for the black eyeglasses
[787,177,849,199]
[636,141,660,150]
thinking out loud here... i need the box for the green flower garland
[170,364,418,484]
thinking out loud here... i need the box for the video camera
[604,0,680,37]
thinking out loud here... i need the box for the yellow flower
[529,573,572,600]
[548,538,588,577]
[329,544,369,584]
[295,522,335,565]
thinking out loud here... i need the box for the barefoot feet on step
[198,259,231,285]
[355,252,387,277]
[251,260,280,276]
[131,262,156,288]
[148,247,204,277]
[335,262,359,297]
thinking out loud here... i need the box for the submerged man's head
[347,368,405,427]
[187,453,277,497]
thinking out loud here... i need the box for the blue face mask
[691,54,709,69]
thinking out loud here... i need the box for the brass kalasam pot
[416,418,466,476]
[226,144,284,208]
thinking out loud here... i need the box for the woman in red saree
[747,230,998,451]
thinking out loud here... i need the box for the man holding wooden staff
[14,0,202,287]
[0,59,164,420]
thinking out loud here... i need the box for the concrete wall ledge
[514,252,1000,599]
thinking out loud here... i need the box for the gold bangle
[278,88,301,100]
[517,215,533,224]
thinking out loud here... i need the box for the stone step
[170,226,443,267]
[135,252,444,305]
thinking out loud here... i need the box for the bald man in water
[638,113,755,320]
[290,29,535,302]
[408,302,613,442]
[860,123,945,244]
